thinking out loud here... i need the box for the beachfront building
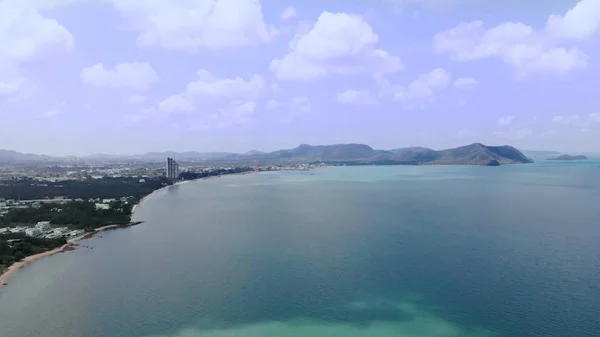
[36,221,51,231]
[68,229,85,237]
[166,157,179,180]
[25,228,42,237]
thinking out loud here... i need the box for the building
[36,221,51,231]
[95,203,110,210]
[25,228,42,237]
[166,157,179,180]
[68,229,85,237]
[53,227,69,235]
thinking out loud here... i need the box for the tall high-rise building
[166,157,179,180]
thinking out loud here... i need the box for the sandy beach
[0,224,121,286]
[1,171,255,287]
[130,173,248,216]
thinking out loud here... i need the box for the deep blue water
[1,162,599,337]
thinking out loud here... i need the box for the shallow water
[1,162,599,337]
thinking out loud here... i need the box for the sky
[0,0,599,156]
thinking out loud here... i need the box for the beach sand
[0,224,120,286]
[1,171,256,287]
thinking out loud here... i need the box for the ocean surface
[1,160,600,337]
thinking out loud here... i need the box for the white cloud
[217,101,256,127]
[590,113,600,122]
[433,5,591,79]
[0,1,74,64]
[498,116,514,126]
[336,90,378,106]
[288,97,312,113]
[158,94,194,114]
[109,0,276,52]
[0,76,37,100]
[270,81,281,93]
[280,7,296,20]
[453,77,478,89]
[546,0,600,40]
[0,0,74,99]
[267,100,279,109]
[185,70,264,100]
[155,70,264,124]
[80,62,159,90]
[270,12,403,81]
[393,68,451,107]
[127,94,147,104]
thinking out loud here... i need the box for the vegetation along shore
[0,168,254,286]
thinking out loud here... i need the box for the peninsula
[547,154,588,161]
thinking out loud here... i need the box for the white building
[68,229,85,237]
[95,203,110,210]
[36,221,52,231]
[25,228,42,237]
[53,227,69,235]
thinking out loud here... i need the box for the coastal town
[0,157,322,284]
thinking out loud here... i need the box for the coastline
[0,224,120,286]
[131,170,256,217]
[1,171,256,287]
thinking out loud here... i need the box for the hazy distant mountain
[0,149,52,163]
[235,143,533,166]
[0,143,533,166]
[432,143,533,165]
[523,150,562,157]
[547,154,588,161]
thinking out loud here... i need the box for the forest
[0,176,172,200]
[0,199,136,230]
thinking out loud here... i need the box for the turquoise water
[1,162,599,337]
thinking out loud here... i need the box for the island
[547,154,588,161]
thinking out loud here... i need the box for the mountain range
[0,143,533,166]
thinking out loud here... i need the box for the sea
[1,159,599,337]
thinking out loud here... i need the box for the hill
[233,143,533,166]
[547,154,588,161]
[0,150,52,163]
[0,143,534,166]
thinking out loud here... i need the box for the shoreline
[1,170,256,287]
[0,224,122,286]
[131,170,256,217]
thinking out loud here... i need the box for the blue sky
[1,0,599,156]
